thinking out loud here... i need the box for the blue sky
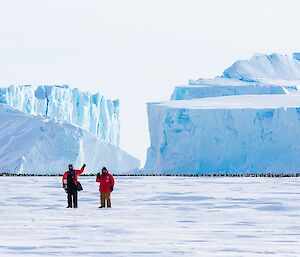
[0,0,299,164]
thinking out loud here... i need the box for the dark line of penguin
[1,173,300,177]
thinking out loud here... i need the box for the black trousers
[67,190,78,208]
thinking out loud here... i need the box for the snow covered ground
[0,176,300,257]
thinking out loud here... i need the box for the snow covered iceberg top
[223,53,300,82]
[155,94,300,110]
[0,85,120,146]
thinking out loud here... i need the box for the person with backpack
[96,167,115,208]
[62,164,86,208]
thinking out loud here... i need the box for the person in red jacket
[96,167,115,208]
[62,164,86,208]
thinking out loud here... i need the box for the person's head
[102,167,108,174]
[68,164,73,171]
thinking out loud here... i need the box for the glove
[96,173,101,179]
[63,185,68,193]
[82,164,86,168]
[110,186,114,192]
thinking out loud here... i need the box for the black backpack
[77,181,83,191]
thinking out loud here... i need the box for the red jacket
[62,167,85,187]
[96,173,115,192]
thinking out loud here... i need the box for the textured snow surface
[0,176,300,257]
[0,104,139,174]
[0,85,120,146]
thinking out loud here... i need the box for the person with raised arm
[62,164,86,208]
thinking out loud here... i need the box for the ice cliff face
[0,85,120,146]
[0,103,139,174]
[146,95,300,173]
[145,53,300,174]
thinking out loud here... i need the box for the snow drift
[145,53,300,174]
[0,103,139,174]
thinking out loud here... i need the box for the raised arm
[76,164,86,175]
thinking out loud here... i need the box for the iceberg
[0,85,120,146]
[0,103,139,174]
[145,53,300,174]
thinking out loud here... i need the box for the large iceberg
[145,53,300,174]
[0,103,139,174]
[0,85,140,174]
[0,85,120,146]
